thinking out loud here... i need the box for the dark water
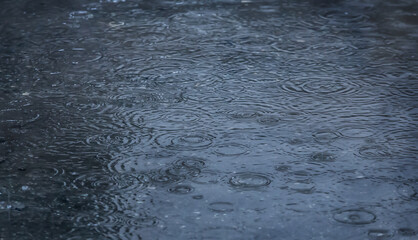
[0,0,417,239]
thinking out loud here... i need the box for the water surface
[0,0,417,239]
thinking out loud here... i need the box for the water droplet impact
[168,185,194,194]
[229,172,272,189]
[397,228,416,236]
[397,183,418,200]
[368,229,393,240]
[155,132,215,151]
[288,181,315,194]
[208,202,234,213]
[310,152,336,163]
[333,209,376,225]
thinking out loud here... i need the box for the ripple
[85,132,141,148]
[358,145,391,159]
[208,202,234,213]
[166,165,201,178]
[368,229,393,240]
[397,183,418,201]
[149,169,185,184]
[112,110,144,129]
[313,130,341,143]
[319,10,370,24]
[214,143,249,156]
[256,115,281,125]
[333,209,376,225]
[192,170,221,185]
[225,109,262,120]
[174,156,206,169]
[155,132,215,151]
[397,228,416,236]
[201,226,242,240]
[72,173,140,191]
[167,185,194,194]
[229,172,272,189]
[69,11,93,20]
[143,108,209,130]
[185,89,235,103]
[310,152,337,163]
[0,108,40,127]
[281,77,361,96]
[339,126,375,138]
[288,181,315,194]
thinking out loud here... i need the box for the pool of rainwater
[0,0,417,239]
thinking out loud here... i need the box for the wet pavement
[0,0,417,239]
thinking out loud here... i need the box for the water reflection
[0,0,417,239]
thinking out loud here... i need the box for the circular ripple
[313,130,341,143]
[155,132,215,151]
[85,132,141,148]
[229,172,272,189]
[72,173,140,190]
[214,143,249,156]
[256,115,281,125]
[310,152,337,163]
[288,181,315,194]
[167,185,194,194]
[174,156,206,168]
[281,77,360,95]
[113,110,144,129]
[339,126,375,138]
[333,209,376,225]
[397,228,416,236]
[397,183,418,201]
[192,170,221,185]
[149,169,185,184]
[208,202,234,213]
[225,109,262,120]
[358,145,391,159]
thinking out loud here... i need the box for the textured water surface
[0,0,417,239]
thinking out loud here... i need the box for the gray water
[0,0,417,239]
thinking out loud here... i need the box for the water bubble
[168,185,194,194]
[208,202,234,213]
[333,209,376,225]
[229,172,272,189]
